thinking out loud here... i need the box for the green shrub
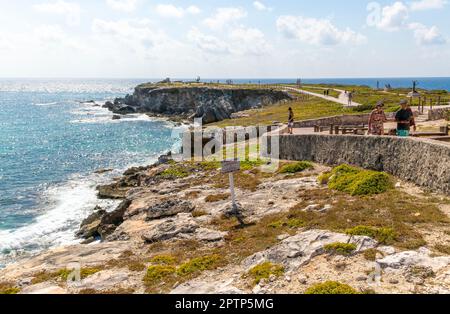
[150,255,177,265]
[318,172,332,185]
[160,166,190,179]
[0,283,20,295]
[144,265,176,284]
[280,161,314,174]
[346,226,396,244]
[363,248,381,261]
[305,281,359,294]
[324,242,357,256]
[176,255,221,277]
[247,262,284,285]
[327,165,393,196]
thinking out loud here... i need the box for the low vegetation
[246,262,285,285]
[305,281,359,294]
[434,244,450,255]
[205,193,230,203]
[346,225,396,245]
[0,282,20,294]
[324,242,357,256]
[321,165,393,196]
[31,267,102,284]
[279,161,314,174]
[363,248,382,261]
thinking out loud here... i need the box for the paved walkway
[283,86,362,107]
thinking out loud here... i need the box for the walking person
[348,92,353,106]
[288,107,294,135]
[395,100,414,137]
[368,101,387,135]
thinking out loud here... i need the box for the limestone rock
[242,230,377,271]
[377,248,450,272]
[20,283,67,294]
[146,199,195,220]
[170,279,243,294]
[142,213,199,242]
[195,228,228,242]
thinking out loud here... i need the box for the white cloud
[408,23,447,45]
[188,26,271,56]
[203,7,247,30]
[155,4,201,18]
[106,0,139,12]
[410,0,448,11]
[376,1,409,31]
[276,15,367,46]
[188,27,230,54]
[186,5,201,15]
[33,0,81,26]
[229,27,271,55]
[253,1,272,11]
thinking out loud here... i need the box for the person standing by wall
[395,100,414,137]
[288,107,294,135]
[368,101,387,135]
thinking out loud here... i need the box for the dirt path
[283,86,362,107]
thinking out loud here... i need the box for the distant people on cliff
[395,100,414,137]
[347,92,353,106]
[288,107,294,135]
[368,101,387,136]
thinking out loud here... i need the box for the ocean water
[0,79,180,267]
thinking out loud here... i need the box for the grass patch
[205,193,230,203]
[346,225,396,245]
[176,255,222,277]
[143,265,177,286]
[150,255,178,265]
[363,248,382,261]
[279,161,314,174]
[246,262,285,285]
[289,188,449,250]
[0,282,20,294]
[268,218,305,229]
[434,244,450,255]
[305,281,359,294]
[159,165,190,179]
[324,242,357,256]
[31,267,102,284]
[324,165,393,196]
[192,209,209,217]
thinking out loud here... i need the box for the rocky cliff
[104,85,293,124]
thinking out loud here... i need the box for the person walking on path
[348,92,353,106]
[368,101,387,135]
[288,107,294,135]
[395,100,414,137]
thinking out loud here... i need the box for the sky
[0,0,449,78]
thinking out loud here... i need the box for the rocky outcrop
[76,200,131,241]
[142,213,199,242]
[146,199,195,220]
[109,85,293,124]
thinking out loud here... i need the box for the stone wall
[428,108,450,121]
[263,133,450,195]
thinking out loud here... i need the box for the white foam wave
[0,173,120,267]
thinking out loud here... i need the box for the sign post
[221,160,245,225]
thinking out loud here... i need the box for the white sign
[221,160,241,173]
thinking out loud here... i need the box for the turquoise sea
[0,79,181,267]
[0,77,449,268]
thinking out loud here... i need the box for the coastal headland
[1,81,449,295]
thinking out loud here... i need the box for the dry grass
[205,193,230,203]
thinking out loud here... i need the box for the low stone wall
[428,108,450,121]
[263,133,450,195]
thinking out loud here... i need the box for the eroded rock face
[110,86,293,124]
[377,247,450,272]
[142,213,199,242]
[243,230,377,271]
[146,199,195,220]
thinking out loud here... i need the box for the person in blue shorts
[395,100,413,137]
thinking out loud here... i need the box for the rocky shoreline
[1,151,449,294]
[103,84,293,124]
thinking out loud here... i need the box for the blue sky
[0,0,449,78]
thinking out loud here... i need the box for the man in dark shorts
[395,100,413,137]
